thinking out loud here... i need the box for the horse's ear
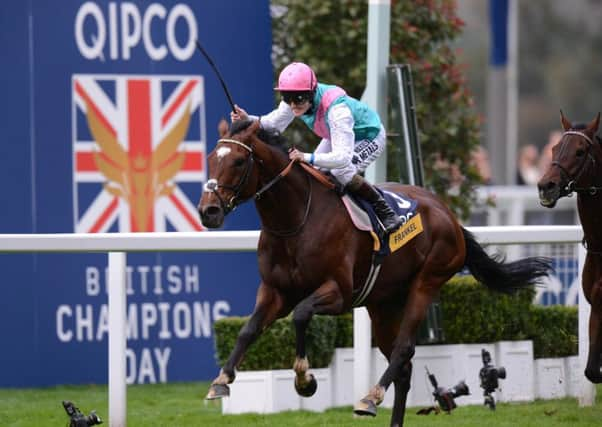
[217,118,229,138]
[587,112,601,133]
[560,110,571,131]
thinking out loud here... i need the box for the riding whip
[195,39,237,113]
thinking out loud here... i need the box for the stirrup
[374,202,402,233]
[382,217,403,233]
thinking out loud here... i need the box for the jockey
[231,62,403,233]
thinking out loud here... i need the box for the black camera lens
[495,367,506,379]
[85,412,102,425]
[450,381,470,398]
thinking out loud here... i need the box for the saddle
[298,163,423,255]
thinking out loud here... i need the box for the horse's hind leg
[378,307,413,426]
[353,305,403,418]
[355,276,446,427]
[206,282,289,399]
[292,279,345,397]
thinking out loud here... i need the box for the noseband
[551,130,600,196]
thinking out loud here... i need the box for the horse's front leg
[292,279,345,397]
[206,282,288,399]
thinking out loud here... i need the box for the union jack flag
[72,74,206,232]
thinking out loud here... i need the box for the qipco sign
[0,0,273,388]
[75,2,197,61]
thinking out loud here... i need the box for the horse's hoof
[294,373,317,397]
[353,398,377,417]
[584,369,602,384]
[205,383,230,400]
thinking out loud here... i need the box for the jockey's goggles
[281,91,313,105]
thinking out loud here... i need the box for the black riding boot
[346,175,402,233]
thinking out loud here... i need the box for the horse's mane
[230,119,288,153]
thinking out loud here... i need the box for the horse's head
[198,119,263,228]
[537,111,601,207]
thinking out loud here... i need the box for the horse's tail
[461,227,553,293]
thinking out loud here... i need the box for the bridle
[203,139,256,214]
[551,130,602,196]
[202,138,313,237]
[551,130,602,254]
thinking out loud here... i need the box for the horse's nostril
[205,206,221,217]
[199,204,223,228]
[538,181,555,192]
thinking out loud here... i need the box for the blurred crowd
[469,129,562,187]
[516,130,562,186]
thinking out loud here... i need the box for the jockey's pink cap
[274,62,317,91]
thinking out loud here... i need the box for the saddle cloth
[341,188,423,256]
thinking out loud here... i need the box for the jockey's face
[281,91,312,117]
[289,100,311,117]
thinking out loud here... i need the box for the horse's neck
[578,191,602,247]
[254,152,317,233]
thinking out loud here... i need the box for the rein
[262,174,313,238]
[552,130,602,196]
[205,138,329,237]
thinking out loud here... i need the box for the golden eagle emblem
[84,101,191,232]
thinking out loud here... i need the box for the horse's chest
[263,257,314,288]
[258,243,330,289]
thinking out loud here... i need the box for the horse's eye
[233,158,246,168]
[576,149,585,157]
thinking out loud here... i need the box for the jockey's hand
[230,105,248,122]
[288,148,306,162]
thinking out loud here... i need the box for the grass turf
[1,382,601,426]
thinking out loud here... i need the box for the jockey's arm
[250,101,295,133]
[303,104,354,169]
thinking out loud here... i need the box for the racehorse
[538,111,602,383]
[198,119,552,427]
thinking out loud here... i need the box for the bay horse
[198,119,552,426]
[538,111,602,383]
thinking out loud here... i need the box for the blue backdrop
[0,0,273,387]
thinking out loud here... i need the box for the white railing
[472,185,579,226]
[0,226,593,426]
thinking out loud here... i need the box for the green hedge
[439,277,577,358]
[440,276,535,343]
[334,312,353,348]
[213,277,577,370]
[213,315,336,371]
[528,305,578,358]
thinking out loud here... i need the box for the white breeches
[314,125,386,186]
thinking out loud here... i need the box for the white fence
[472,185,579,226]
[0,226,594,426]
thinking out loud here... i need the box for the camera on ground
[426,367,470,413]
[62,400,103,427]
[479,348,506,410]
